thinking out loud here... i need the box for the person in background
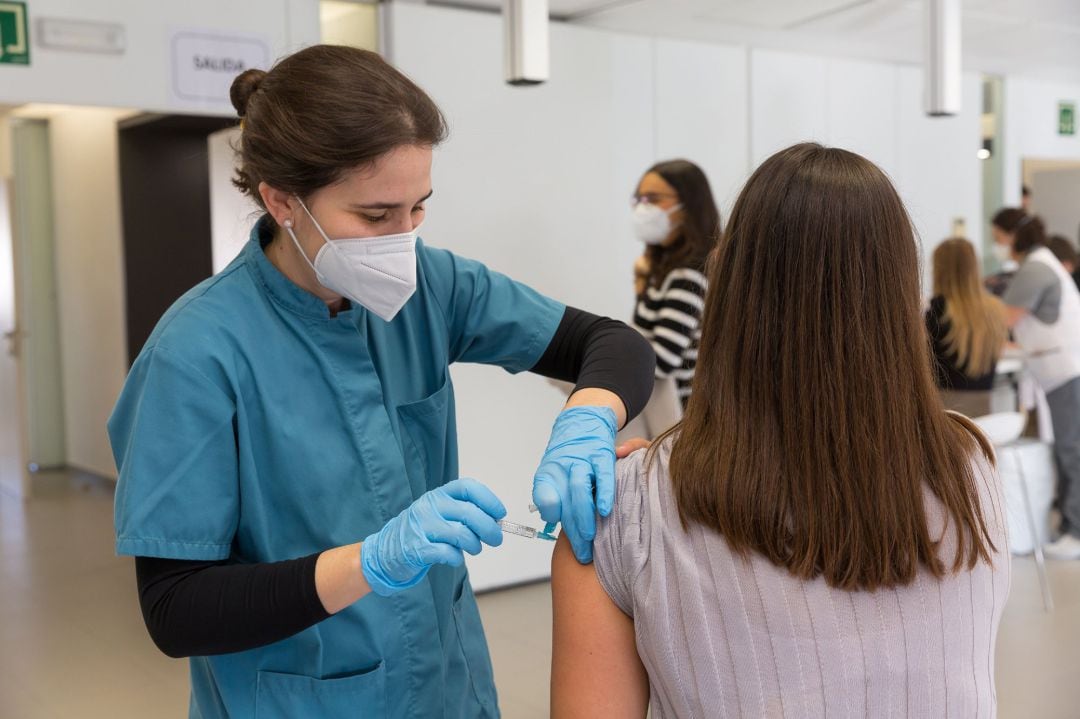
[1022,184,1032,212]
[1000,216,1080,560]
[551,143,1008,718]
[1046,234,1080,291]
[630,160,720,407]
[986,207,1027,296]
[927,238,1008,418]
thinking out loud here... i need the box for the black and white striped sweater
[632,267,707,404]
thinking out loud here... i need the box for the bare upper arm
[550,534,649,719]
[1003,304,1026,329]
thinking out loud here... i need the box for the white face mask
[991,242,1012,262]
[285,197,419,321]
[632,202,682,245]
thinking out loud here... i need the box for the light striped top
[595,439,1011,719]
[632,267,708,404]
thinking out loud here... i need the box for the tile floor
[1,471,1078,718]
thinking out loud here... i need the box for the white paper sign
[170,29,269,106]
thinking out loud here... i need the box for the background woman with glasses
[629,160,721,408]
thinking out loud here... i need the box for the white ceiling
[440,0,1080,82]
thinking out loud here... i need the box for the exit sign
[0,1,29,65]
[1061,102,1076,136]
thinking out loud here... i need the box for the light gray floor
[1,472,1078,718]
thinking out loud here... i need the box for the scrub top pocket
[451,577,499,717]
[396,374,455,498]
[254,662,386,718]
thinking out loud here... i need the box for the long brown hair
[641,160,721,288]
[660,143,996,591]
[932,238,1007,378]
[229,45,448,227]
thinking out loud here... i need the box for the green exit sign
[0,1,29,65]
[1061,102,1076,136]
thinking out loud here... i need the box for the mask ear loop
[284,196,338,275]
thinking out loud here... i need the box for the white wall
[751,49,984,286]
[48,108,131,479]
[893,65,983,287]
[0,0,319,114]
[1003,76,1080,208]
[208,127,258,273]
[388,4,987,590]
[654,39,749,214]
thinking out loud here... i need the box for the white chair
[972,411,1054,612]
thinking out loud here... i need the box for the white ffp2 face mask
[632,202,681,245]
[285,198,420,321]
[991,242,1012,262]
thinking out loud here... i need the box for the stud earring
[283,218,293,228]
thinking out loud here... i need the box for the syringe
[497,519,556,541]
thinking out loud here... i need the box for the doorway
[118,114,234,365]
[0,106,236,492]
[1023,158,1080,248]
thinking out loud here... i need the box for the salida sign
[171,30,268,105]
[192,55,247,73]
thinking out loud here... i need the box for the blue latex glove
[531,406,618,563]
[361,478,506,597]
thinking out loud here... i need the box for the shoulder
[150,265,245,338]
[945,411,994,462]
[1016,255,1060,286]
[945,412,1007,526]
[415,239,484,296]
[597,442,671,561]
[137,262,254,388]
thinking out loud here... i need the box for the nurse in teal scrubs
[109,46,654,718]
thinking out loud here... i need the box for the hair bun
[230,68,268,117]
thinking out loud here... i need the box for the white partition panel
[894,67,983,289]
[750,49,829,166]
[751,50,981,291]
[654,39,750,215]
[826,59,899,179]
[389,3,655,590]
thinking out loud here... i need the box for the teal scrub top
[109,218,564,719]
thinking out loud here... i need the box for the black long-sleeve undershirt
[134,305,654,658]
[136,554,328,658]
[531,305,655,420]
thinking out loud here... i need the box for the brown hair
[1012,215,1046,255]
[640,160,721,288]
[931,238,1007,378]
[990,207,1027,234]
[657,143,996,591]
[1047,234,1079,268]
[229,45,448,225]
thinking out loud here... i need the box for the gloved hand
[361,478,506,597]
[531,406,618,564]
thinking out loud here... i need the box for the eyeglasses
[630,192,678,207]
